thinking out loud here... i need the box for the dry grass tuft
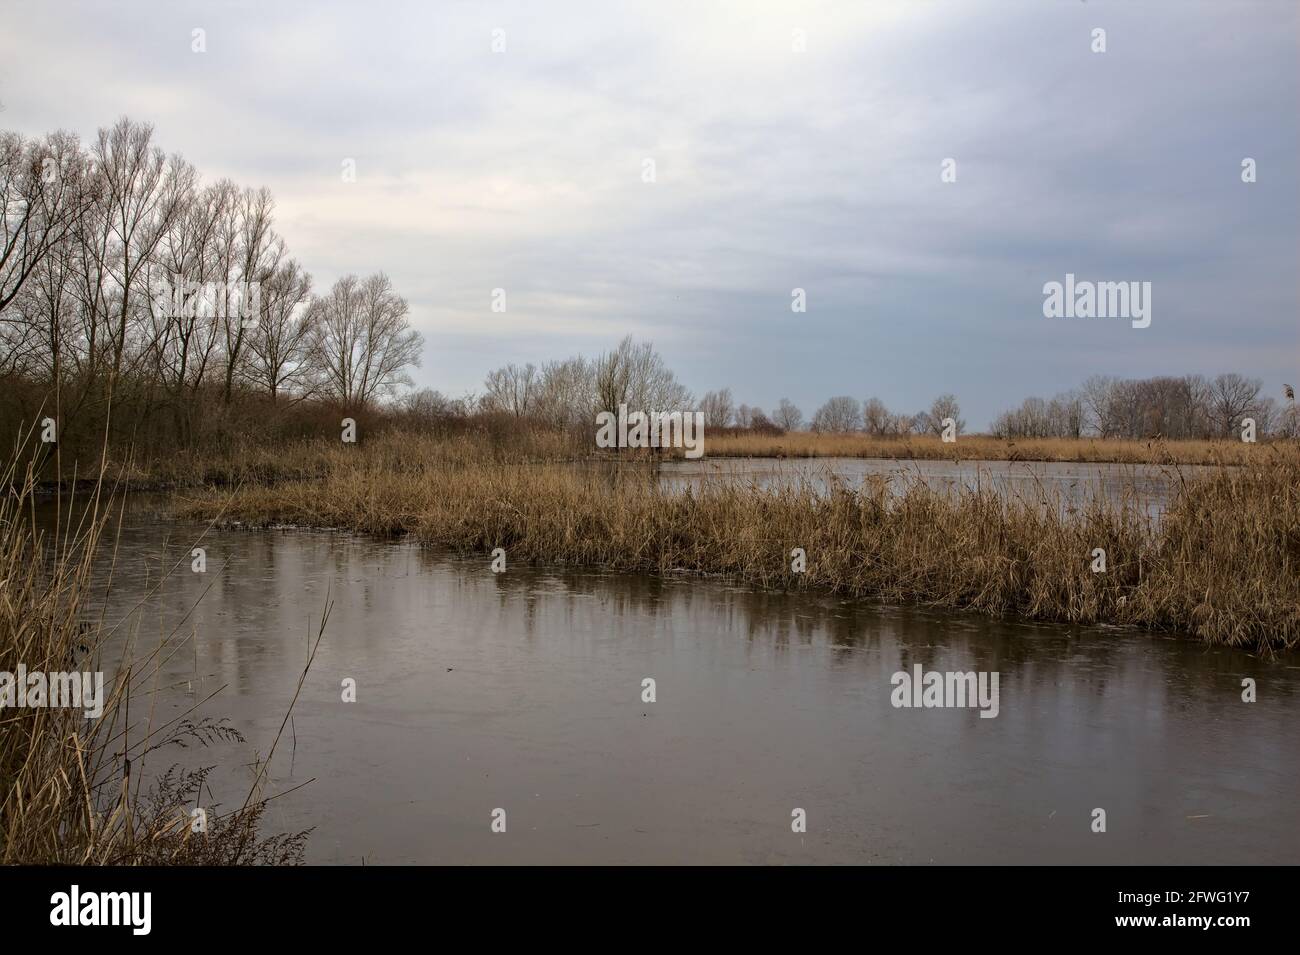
[175,434,1300,653]
[699,431,1270,466]
[1,433,314,864]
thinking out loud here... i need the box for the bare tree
[533,356,594,427]
[862,397,891,435]
[593,343,631,422]
[1252,396,1278,435]
[308,272,423,408]
[221,186,279,403]
[995,373,1281,439]
[927,394,965,436]
[1080,375,1116,437]
[91,119,190,383]
[244,258,314,401]
[623,336,690,410]
[482,362,540,417]
[148,175,226,425]
[699,388,734,428]
[890,412,916,434]
[773,398,803,431]
[590,336,690,449]
[1208,373,1262,437]
[0,116,452,452]
[811,395,862,433]
[0,130,97,314]
[5,134,101,384]
[594,335,689,415]
[400,387,467,423]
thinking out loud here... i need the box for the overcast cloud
[1,0,1295,426]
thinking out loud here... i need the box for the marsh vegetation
[0,440,314,864]
[175,431,1300,653]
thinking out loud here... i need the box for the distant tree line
[792,394,966,437]
[991,374,1297,439]
[462,361,978,442]
[466,335,691,429]
[472,363,1296,443]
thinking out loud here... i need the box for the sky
[0,0,1296,428]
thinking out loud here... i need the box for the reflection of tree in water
[89,513,1299,780]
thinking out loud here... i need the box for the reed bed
[31,426,1264,497]
[700,431,1268,465]
[36,423,588,493]
[175,437,1300,653]
[1,437,314,864]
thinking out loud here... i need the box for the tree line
[7,119,1289,455]
[466,351,1297,442]
[469,335,691,428]
[991,374,1297,440]
[0,118,423,451]
[467,351,970,438]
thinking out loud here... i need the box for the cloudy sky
[1,0,1296,427]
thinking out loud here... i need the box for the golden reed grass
[72,422,585,490]
[1,433,312,864]
[70,425,1266,493]
[700,431,1269,465]
[175,433,1300,653]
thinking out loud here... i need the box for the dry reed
[174,433,1300,653]
[1,431,314,864]
[700,431,1269,466]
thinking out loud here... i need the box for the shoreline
[169,434,1300,654]
[19,430,1270,498]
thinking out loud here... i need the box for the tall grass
[26,417,589,493]
[0,435,314,864]
[175,434,1300,653]
[701,431,1269,465]
[21,418,1268,496]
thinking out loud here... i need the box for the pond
[68,499,1298,864]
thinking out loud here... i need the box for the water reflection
[36,496,1300,864]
